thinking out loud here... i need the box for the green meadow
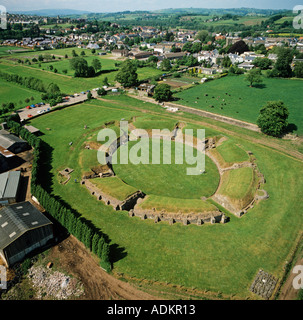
[28,96,303,298]
[174,75,303,135]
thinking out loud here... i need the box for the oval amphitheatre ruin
[79,120,268,226]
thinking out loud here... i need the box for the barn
[0,171,21,205]
[0,201,54,267]
[0,130,28,154]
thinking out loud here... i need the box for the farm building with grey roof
[0,202,53,267]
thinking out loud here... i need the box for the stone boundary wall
[81,179,145,211]
[131,204,227,226]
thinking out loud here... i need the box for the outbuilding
[0,130,28,154]
[0,171,21,204]
[0,201,54,267]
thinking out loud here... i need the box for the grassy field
[28,96,303,298]
[218,167,256,200]
[215,139,249,164]
[91,177,139,201]
[0,78,42,107]
[0,48,163,94]
[137,195,218,213]
[174,75,303,136]
[113,139,220,199]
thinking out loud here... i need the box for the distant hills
[8,7,289,18]
[9,9,93,16]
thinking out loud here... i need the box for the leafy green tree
[257,101,289,137]
[195,30,209,43]
[293,62,303,78]
[245,68,263,87]
[115,60,138,87]
[222,56,232,68]
[153,83,173,102]
[97,88,107,96]
[273,48,293,78]
[160,58,172,71]
[102,76,109,86]
[92,58,102,73]
[252,57,272,70]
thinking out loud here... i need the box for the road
[17,92,92,121]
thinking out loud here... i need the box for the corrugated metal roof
[4,171,21,199]
[0,171,21,200]
[0,132,26,149]
[0,172,9,198]
[0,201,52,250]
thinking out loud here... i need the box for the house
[0,201,54,267]
[86,43,100,50]
[200,67,217,75]
[238,62,255,70]
[111,49,129,57]
[164,52,187,60]
[137,83,155,96]
[133,51,154,60]
[0,171,21,205]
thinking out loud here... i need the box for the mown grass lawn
[113,139,220,199]
[137,195,218,213]
[174,75,303,135]
[29,96,303,298]
[91,177,139,201]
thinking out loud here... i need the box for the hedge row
[0,70,47,93]
[6,119,112,272]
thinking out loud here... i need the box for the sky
[1,0,299,13]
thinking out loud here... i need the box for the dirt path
[278,258,303,300]
[47,235,159,300]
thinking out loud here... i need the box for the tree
[87,92,92,100]
[222,56,232,68]
[195,30,209,43]
[257,101,289,137]
[160,58,172,71]
[228,40,249,54]
[115,60,138,87]
[293,62,303,78]
[97,237,105,258]
[72,49,78,57]
[273,47,293,78]
[70,57,88,77]
[153,83,173,102]
[92,233,100,254]
[92,58,102,73]
[245,68,263,87]
[252,57,272,70]
[97,88,107,96]
[102,76,109,86]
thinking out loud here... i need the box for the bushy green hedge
[6,120,112,272]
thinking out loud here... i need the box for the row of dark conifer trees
[7,118,112,272]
